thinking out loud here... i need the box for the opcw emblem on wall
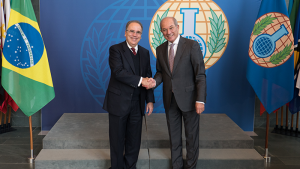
[249,13,294,68]
[149,0,229,69]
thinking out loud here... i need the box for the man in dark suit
[103,20,155,169]
[146,17,206,169]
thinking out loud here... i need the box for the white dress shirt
[167,35,180,58]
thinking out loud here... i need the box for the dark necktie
[169,43,175,72]
[131,48,136,55]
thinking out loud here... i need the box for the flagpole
[8,106,11,131]
[0,112,2,134]
[296,112,299,137]
[264,113,271,162]
[290,114,294,136]
[28,116,34,163]
[276,110,278,127]
[280,107,284,134]
[273,110,279,133]
[285,105,289,135]
[3,111,7,132]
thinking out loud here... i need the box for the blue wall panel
[40,0,262,131]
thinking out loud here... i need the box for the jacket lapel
[172,36,186,74]
[161,42,172,77]
[122,41,136,74]
[138,45,144,76]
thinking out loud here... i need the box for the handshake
[142,77,156,89]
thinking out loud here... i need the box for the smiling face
[125,22,142,48]
[160,17,179,43]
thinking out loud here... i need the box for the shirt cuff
[196,101,205,104]
[138,77,143,87]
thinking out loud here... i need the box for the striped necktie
[131,48,136,55]
[169,43,175,72]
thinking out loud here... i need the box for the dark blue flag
[247,0,294,114]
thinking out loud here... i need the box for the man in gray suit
[145,17,206,169]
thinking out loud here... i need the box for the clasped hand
[142,77,156,89]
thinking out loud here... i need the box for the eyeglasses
[126,30,142,35]
[161,25,175,33]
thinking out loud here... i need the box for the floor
[0,127,44,169]
[0,127,299,169]
[252,128,300,169]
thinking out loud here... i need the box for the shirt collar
[126,41,138,52]
[168,35,180,46]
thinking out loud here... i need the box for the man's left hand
[195,102,204,114]
[146,102,154,116]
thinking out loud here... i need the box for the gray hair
[125,20,143,32]
[160,17,178,30]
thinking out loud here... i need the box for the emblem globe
[249,13,293,68]
[80,0,165,112]
[149,0,230,69]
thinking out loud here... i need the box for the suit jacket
[103,41,155,116]
[154,36,206,113]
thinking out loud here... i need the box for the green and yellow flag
[290,0,300,33]
[1,0,55,116]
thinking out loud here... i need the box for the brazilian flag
[1,0,55,116]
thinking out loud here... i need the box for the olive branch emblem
[206,8,226,64]
[151,8,169,49]
[85,27,112,94]
[268,42,293,64]
[252,15,277,36]
[252,15,292,65]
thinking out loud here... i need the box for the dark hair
[126,20,143,32]
[160,17,178,30]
